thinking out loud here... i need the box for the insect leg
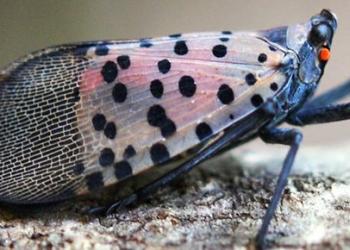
[287,103,350,126]
[89,102,278,215]
[256,128,303,249]
[304,79,350,108]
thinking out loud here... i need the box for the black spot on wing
[101,61,118,83]
[147,105,167,127]
[270,82,279,91]
[112,82,127,103]
[114,161,133,180]
[245,73,257,86]
[219,37,229,42]
[140,39,153,48]
[158,59,171,74]
[86,172,104,191]
[178,75,196,97]
[104,122,117,139]
[150,143,170,165]
[92,113,106,131]
[99,148,115,167]
[217,84,234,104]
[123,145,136,159]
[150,79,164,98]
[95,45,109,56]
[117,55,131,69]
[74,44,92,56]
[251,94,264,107]
[147,105,176,138]
[169,33,182,38]
[174,40,188,55]
[160,118,176,138]
[258,53,267,63]
[212,45,227,58]
[195,122,213,141]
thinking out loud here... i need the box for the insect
[0,9,344,248]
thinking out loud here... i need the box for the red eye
[319,47,331,61]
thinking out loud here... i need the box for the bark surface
[1,143,350,249]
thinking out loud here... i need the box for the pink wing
[0,31,290,202]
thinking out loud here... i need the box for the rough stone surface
[1,143,350,250]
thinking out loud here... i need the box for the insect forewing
[0,31,291,202]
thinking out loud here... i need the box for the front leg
[288,103,350,126]
[256,127,303,249]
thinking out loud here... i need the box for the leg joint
[259,127,302,146]
[292,130,303,144]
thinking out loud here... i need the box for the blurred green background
[0,0,349,146]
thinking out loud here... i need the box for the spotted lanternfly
[0,9,345,248]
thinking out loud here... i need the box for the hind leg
[256,128,303,249]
